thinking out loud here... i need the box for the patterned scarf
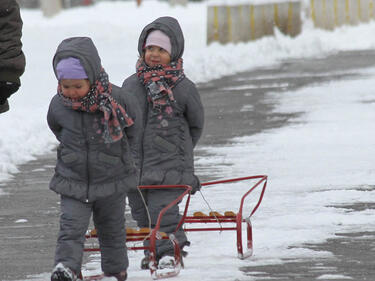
[58,68,134,144]
[136,58,185,109]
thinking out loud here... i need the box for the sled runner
[83,175,267,280]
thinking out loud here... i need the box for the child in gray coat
[122,16,204,269]
[47,37,138,281]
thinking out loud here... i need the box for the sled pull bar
[201,175,267,218]
[239,175,267,217]
[201,175,267,187]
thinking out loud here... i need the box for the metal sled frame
[133,184,192,279]
[183,175,267,259]
[83,175,267,280]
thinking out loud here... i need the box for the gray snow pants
[54,193,128,275]
[127,188,189,258]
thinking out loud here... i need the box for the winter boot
[140,250,188,270]
[102,271,127,281]
[158,250,187,269]
[51,263,78,281]
[140,255,151,270]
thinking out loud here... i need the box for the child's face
[144,45,171,67]
[60,79,91,100]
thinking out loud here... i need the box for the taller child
[48,37,138,281]
[122,17,204,268]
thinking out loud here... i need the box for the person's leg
[93,192,128,278]
[147,189,189,259]
[53,196,92,276]
[127,189,149,227]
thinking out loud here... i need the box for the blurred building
[16,0,39,8]
[16,0,95,9]
[16,0,202,9]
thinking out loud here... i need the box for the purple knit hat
[145,30,172,54]
[56,57,88,80]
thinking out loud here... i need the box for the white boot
[51,262,78,281]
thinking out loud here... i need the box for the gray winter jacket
[122,17,204,192]
[48,37,139,203]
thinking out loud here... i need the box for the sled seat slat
[224,211,236,217]
[188,210,237,220]
[192,211,237,217]
[86,227,168,240]
[193,211,208,217]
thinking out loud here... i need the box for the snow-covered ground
[1,1,375,280]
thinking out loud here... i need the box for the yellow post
[213,6,219,41]
[227,6,232,42]
[357,0,361,20]
[287,2,293,34]
[250,5,255,40]
[274,3,279,28]
[334,0,338,26]
[238,5,244,42]
[311,0,316,25]
[345,0,350,23]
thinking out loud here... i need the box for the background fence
[207,2,301,44]
[311,0,375,29]
[16,0,375,42]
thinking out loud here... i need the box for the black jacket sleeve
[0,0,26,84]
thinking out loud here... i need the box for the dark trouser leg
[127,189,149,228]
[146,189,188,258]
[94,193,128,274]
[54,195,92,274]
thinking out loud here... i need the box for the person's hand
[0,81,20,113]
[0,99,9,113]
[0,81,20,100]
[191,176,202,195]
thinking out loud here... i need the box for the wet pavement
[1,50,375,280]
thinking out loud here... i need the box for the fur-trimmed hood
[137,16,184,62]
[52,37,101,85]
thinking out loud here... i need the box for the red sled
[83,175,267,280]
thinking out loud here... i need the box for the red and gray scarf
[136,58,185,109]
[58,68,133,144]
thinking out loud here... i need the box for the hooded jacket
[0,0,25,84]
[48,37,139,202]
[122,17,204,191]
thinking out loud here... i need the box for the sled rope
[131,186,153,246]
[197,189,223,230]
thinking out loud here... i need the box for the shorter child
[47,37,138,281]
